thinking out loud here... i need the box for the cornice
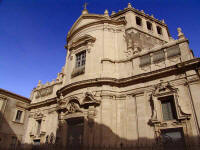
[111,7,167,27]
[0,88,30,103]
[57,58,200,97]
[68,14,109,36]
[66,34,96,51]
[28,97,57,110]
[67,18,126,42]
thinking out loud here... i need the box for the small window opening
[136,16,142,26]
[157,26,162,35]
[147,21,152,30]
[36,120,42,135]
[15,110,22,122]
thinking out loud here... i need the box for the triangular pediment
[74,18,97,31]
[68,14,109,38]
[153,81,178,96]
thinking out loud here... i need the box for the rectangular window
[72,51,86,78]
[75,51,86,68]
[37,120,42,135]
[147,21,152,30]
[160,96,177,121]
[15,110,22,122]
[157,26,162,35]
[136,16,142,26]
[161,128,185,149]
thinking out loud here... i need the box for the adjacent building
[20,3,200,149]
[0,88,30,149]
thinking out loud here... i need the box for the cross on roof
[83,2,88,10]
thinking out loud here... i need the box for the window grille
[76,51,86,68]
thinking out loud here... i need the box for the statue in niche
[124,32,142,56]
[50,132,55,144]
[149,94,157,121]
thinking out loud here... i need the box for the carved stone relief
[124,31,142,56]
[148,81,191,127]
[57,91,101,127]
[124,30,163,57]
[35,86,53,99]
[66,101,82,114]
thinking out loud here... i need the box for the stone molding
[111,7,167,27]
[35,86,53,99]
[67,14,126,42]
[28,97,57,109]
[58,58,200,96]
[57,91,101,112]
[57,91,101,126]
[66,34,96,51]
[0,88,30,103]
[148,81,191,127]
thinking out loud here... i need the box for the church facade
[24,3,200,148]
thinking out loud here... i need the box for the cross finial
[83,2,88,10]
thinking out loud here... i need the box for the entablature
[57,58,200,97]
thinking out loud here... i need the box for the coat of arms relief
[124,31,143,57]
[124,30,164,58]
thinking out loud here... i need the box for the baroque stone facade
[24,3,200,148]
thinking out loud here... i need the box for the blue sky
[0,0,200,98]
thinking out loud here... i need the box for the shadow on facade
[10,117,200,150]
[0,112,22,150]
